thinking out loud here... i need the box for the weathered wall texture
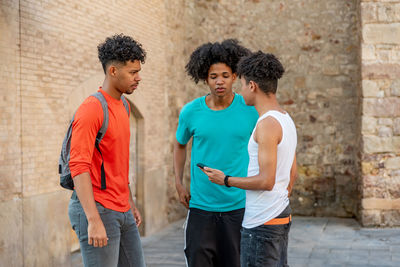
[0,0,177,265]
[0,1,23,266]
[360,0,400,226]
[163,0,192,221]
[1,0,399,265]
[176,0,361,218]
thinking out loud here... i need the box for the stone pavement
[72,216,400,267]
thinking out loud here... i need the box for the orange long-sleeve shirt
[69,88,131,212]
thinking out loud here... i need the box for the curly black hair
[97,34,146,74]
[237,51,285,95]
[185,39,251,83]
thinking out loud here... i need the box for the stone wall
[163,0,193,221]
[1,0,399,265]
[360,0,400,226]
[178,0,361,218]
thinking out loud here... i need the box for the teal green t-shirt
[176,93,259,212]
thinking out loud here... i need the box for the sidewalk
[72,216,400,267]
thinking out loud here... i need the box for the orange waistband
[264,214,292,225]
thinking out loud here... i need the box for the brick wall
[0,0,180,265]
[360,0,400,226]
[1,0,399,265]
[0,1,23,265]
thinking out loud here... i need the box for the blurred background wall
[0,0,399,265]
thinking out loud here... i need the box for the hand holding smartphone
[196,163,207,169]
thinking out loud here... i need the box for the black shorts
[184,208,244,267]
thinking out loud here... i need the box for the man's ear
[232,73,237,82]
[250,81,257,92]
[108,65,117,77]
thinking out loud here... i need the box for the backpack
[58,92,129,190]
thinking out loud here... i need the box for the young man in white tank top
[203,51,298,267]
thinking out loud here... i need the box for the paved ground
[72,216,400,267]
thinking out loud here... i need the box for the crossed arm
[203,117,297,194]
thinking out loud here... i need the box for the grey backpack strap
[58,113,76,190]
[92,92,109,143]
[121,95,130,116]
[92,92,108,190]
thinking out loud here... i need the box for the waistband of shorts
[189,207,245,215]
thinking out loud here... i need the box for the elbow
[174,140,186,150]
[260,177,275,191]
[262,183,274,191]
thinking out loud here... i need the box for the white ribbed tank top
[242,110,297,228]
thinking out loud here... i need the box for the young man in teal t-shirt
[174,39,258,267]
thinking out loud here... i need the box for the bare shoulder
[254,116,282,143]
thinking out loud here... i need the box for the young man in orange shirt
[68,34,146,267]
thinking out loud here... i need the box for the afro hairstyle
[237,51,285,95]
[98,34,146,74]
[185,39,251,83]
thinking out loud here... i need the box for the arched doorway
[127,99,145,235]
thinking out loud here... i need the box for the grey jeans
[68,195,146,267]
[240,206,291,267]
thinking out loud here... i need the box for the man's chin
[213,90,225,96]
[216,92,227,98]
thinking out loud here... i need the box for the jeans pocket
[240,230,252,250]
[78,212,89,241]
[240,229,255,267]
[69,214,80,237]
[255,234,282,266]
[95,202,107,213]
[68,199,82,237]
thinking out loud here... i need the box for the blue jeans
[68,196,146,267]
[240,215,291,267]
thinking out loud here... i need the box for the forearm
[129,187,136,208]
[287,177,297,197]
[228,174,275,191]
[287,155,298,195]
[73,172,101,222]
[288,173,297,192]
[174,141,187,187]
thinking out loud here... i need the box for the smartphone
[196,163,206,169]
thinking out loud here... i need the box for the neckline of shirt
[98,88,124,105]
[258,110,288,121]
[200,93,239,113]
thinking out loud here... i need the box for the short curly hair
[185,39,251,83]
[237,51,285,95]
[98,34,146,74]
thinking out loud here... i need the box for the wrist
[87,215,101,223]
[175,182,184,189]
[224,175,231,187]
[129,201,136,208]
